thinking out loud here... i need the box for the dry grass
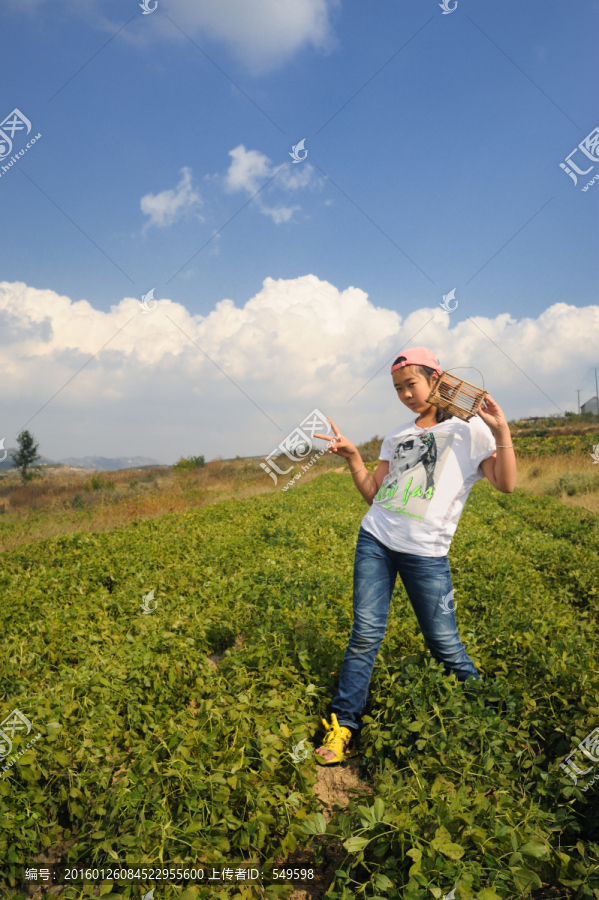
[515,452,599,514]
[1,431,598,553]
[0,454,342,553]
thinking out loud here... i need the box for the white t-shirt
[360,414,497,557]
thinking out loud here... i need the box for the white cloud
[260,204,301,224]
[278,163,316,191]
[224,144,322,224]
[6,0,340,74]
[165,0,339,73]
[140,167,203,231]
[225,145,272,195]
[1,277,598,463]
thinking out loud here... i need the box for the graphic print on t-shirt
[373,430,455,520]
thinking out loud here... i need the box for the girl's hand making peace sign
[313,417,359,462]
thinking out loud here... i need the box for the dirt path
[209,636,375,900]
[280,755,374,900]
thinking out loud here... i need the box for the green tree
[12,429,42,483]
[173,454,205,471]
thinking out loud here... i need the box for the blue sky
[0,0,598,464]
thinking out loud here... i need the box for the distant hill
[0,449,57,471]
[57,456,163,471]
[0,450,163,472]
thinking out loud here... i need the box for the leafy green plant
[86,474,115,491]
[0,477,598,898]
[205,624,237,654]
[513,434,597,457]
[173,455,206,471]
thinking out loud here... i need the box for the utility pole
[576,389,581,415]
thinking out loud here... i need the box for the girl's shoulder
[383,421,415,442]
[385,414,486,443]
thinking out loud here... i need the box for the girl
[312,346,517,765]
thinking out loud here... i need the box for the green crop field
[1,473,599,900]
[509,434,596,458]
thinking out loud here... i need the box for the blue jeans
[330,526,480,733]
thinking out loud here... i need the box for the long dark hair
[392,357,454,424]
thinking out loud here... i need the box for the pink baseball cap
[390,346,442,378]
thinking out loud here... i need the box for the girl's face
[392,368,434,414]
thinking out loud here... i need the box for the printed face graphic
[374,430,454,519]
[391,436,428,477]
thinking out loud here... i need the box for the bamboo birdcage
[426,371,488,422]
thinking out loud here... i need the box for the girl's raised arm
[313,418,390,506]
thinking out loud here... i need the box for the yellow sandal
[315,714,358,766]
